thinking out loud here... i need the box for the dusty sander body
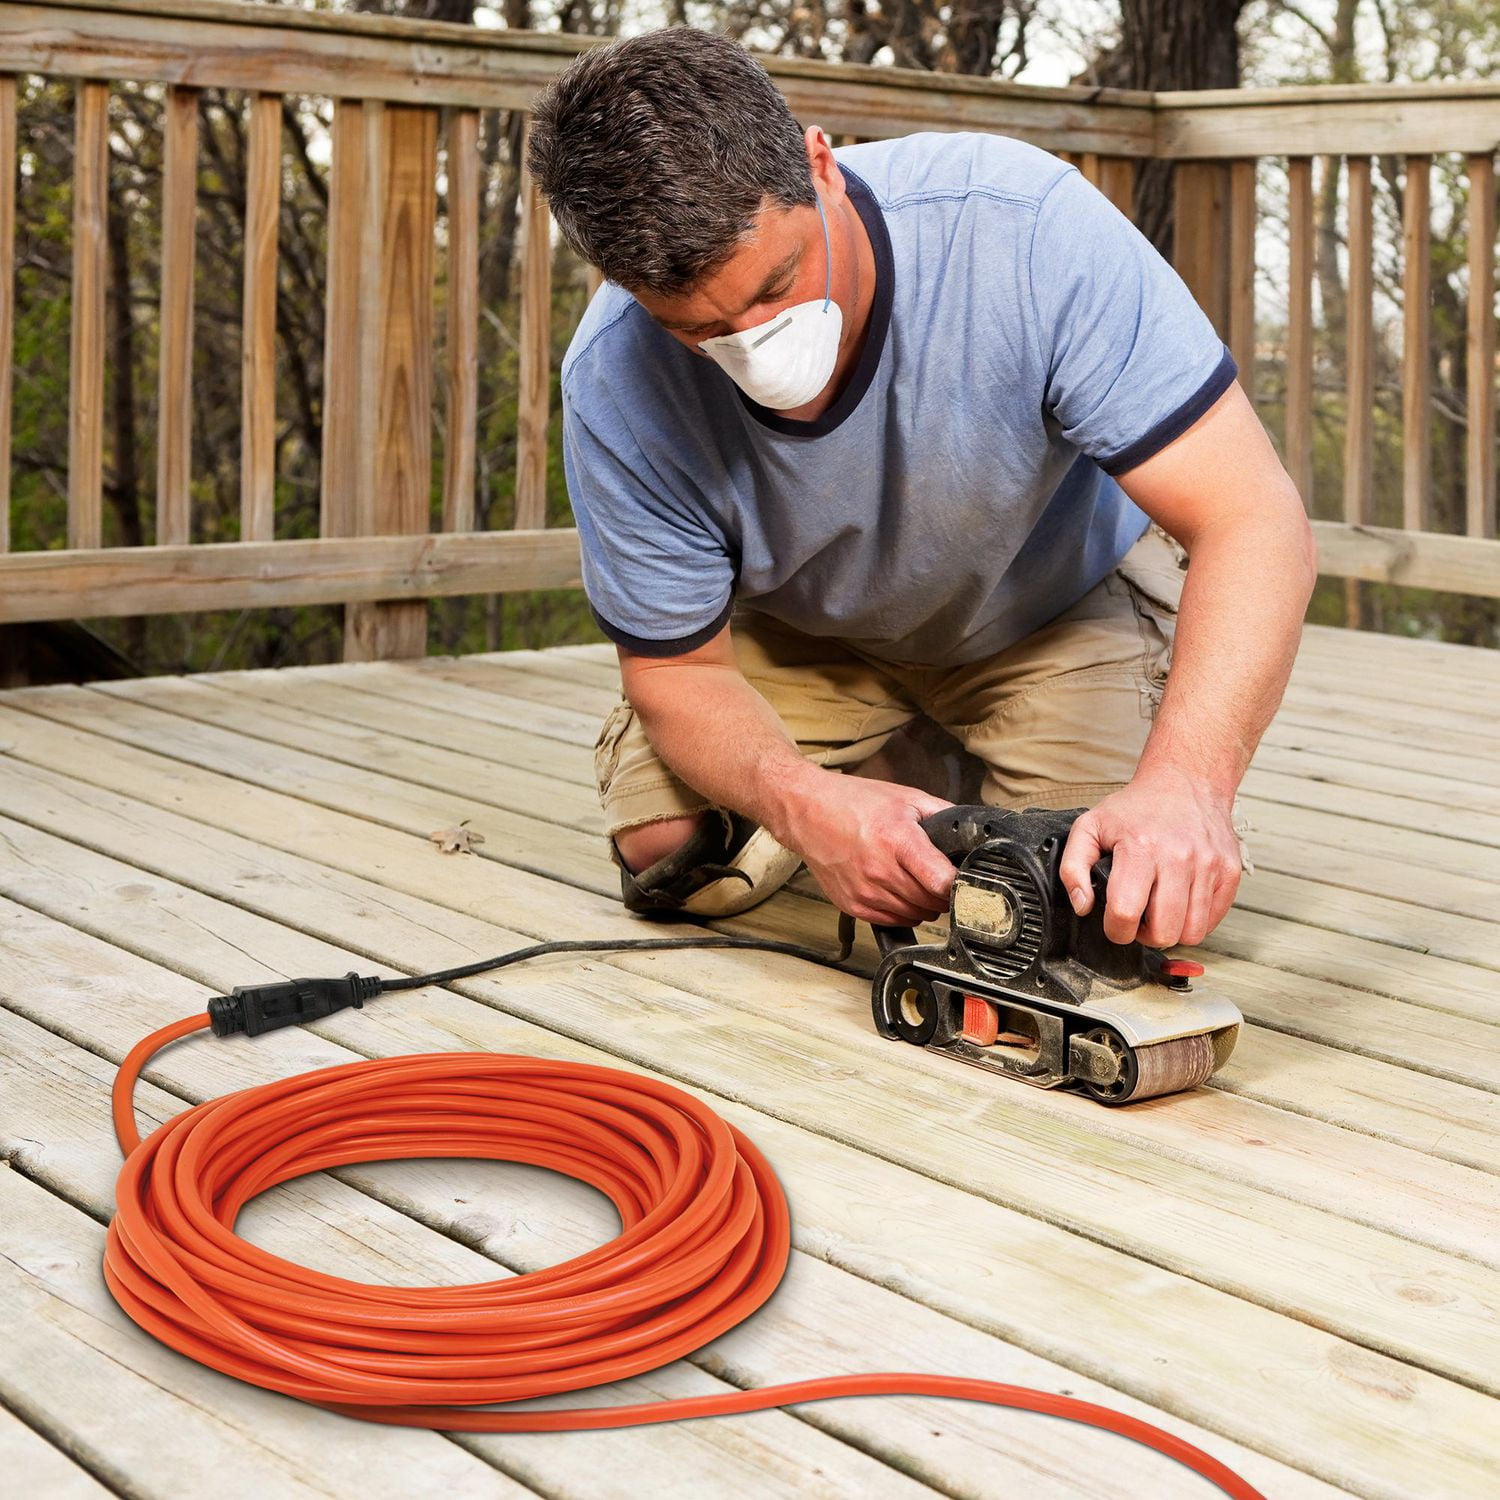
[870,806,1242,1104]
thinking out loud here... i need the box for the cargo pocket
[1113,529,1185,716]
[593,700,634,798]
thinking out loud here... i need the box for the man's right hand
[781,771,957,927]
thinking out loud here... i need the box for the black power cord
[206,929,858,1038]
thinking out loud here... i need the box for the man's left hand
[1057,767,1244,949]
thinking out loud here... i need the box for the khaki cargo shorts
[595,525,1205,839]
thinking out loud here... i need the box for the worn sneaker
[616,811,803,918]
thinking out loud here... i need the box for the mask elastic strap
[815,194,832,312]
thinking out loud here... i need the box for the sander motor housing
[870,806,1242,1104]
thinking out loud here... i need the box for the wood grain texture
[1,626,1499,1494]
[0,913,1330,1500]
[1286,156,1315,507]
[1402,155,1432,532]
[1466,151,1496,539]
[240,90,279,543]
[1157,87,1500,156]
[346,101,437,662]
[514,120,550,534]
[0,530,582,622]
[0,3,1155,150]
[67,79,108,551]
[1171,160,1230,337]
[1314,522,1500,591]
[441,107,479,535]
[155,85,198,546]
[1344,156,1374,527]
[1096,154,1135,217]
[1227,158,1256,401]
[319,99,364,542]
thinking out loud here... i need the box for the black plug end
[207,971,383,1038]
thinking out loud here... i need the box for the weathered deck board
[0,1401,112,1499]
[1,627,1496,1498]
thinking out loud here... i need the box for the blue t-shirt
[560,131,1236,667]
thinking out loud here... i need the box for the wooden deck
[0,623,1496,1500]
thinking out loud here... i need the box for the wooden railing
[1,0,1496,662]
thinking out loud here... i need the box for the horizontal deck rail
[1,0,1496,658]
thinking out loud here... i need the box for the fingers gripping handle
[870,806,1110,958]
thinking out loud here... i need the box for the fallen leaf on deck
[429,820,485,854]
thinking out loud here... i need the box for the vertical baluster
[442,106,479,535]
[241,91,279,543]
[1228,158,1256,403]
[321,99,364,542]
[0,76,15,553]
[157,84,198,547]
[1344,156,1374,528]
[1098,155,1136,218]
[1401,154,1431,532]
[1172,160,1231,338]
[68,79,108,550]
[1285,156,1314,507]
[1466,151,1496,539]
[514,117,551,533]
[353,98,386,557]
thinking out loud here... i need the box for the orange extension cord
[108,1012,1265,1498]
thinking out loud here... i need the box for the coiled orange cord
[108,1014,1264,1496]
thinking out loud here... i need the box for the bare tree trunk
[1087,0,1245,255]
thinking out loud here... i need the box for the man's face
[630,178,846,354]
[634,195,830,354]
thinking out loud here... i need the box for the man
[527,28,1316,948]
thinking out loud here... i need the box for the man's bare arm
[1059,379,1318,948]
[619,629,954,925]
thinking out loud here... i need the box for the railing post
[342,101,438,662]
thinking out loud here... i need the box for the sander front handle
[870,804,1112,959]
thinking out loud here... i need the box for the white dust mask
[698,195,843,411]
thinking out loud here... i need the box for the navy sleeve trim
[1097,345,1239,477]
[589,594,735,657]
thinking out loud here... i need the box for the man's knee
[614,813,709,873]
[610,810,803,917]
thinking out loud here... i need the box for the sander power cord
[106,934,1265,1499]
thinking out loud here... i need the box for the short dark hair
[526,28,815,295]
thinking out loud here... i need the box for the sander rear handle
[871,805,1111,959]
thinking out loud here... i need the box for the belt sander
[869,806,1242,1104]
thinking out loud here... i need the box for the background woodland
[9,0,1499,677]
